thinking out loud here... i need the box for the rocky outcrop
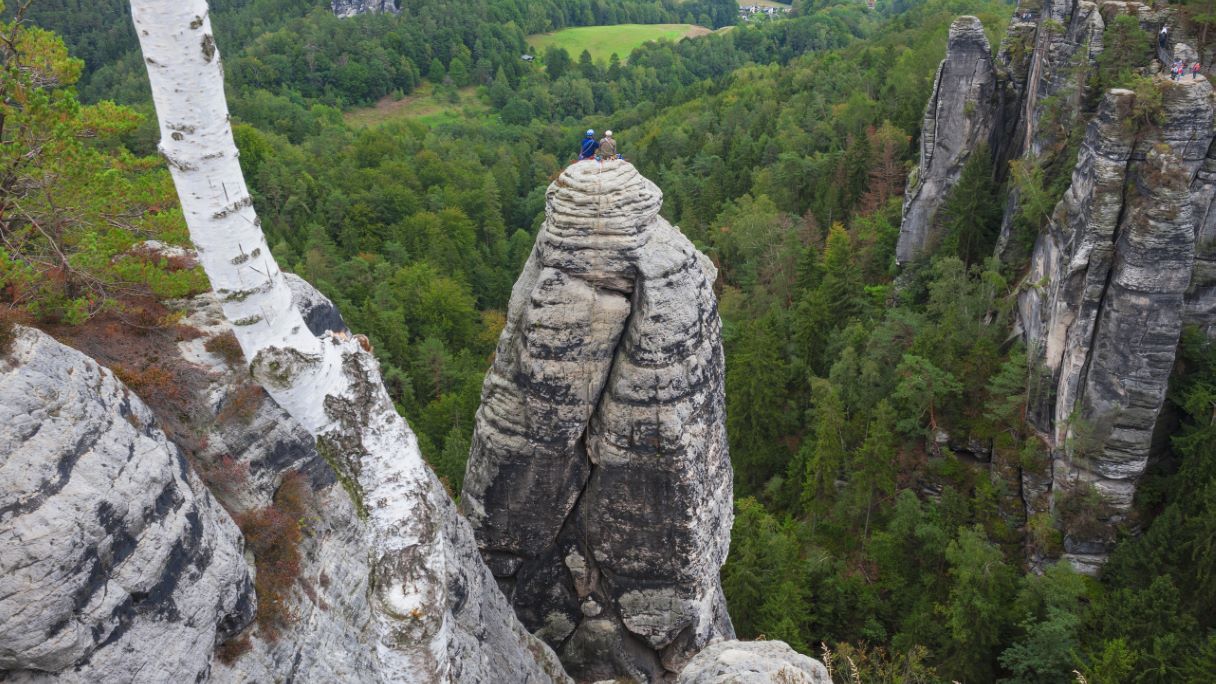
[461,160,734,681]
[185,279,571,682]
[897,16,999,263]
[676,641,831,684]
[285,272,348,337]
[332,0,399,18]
[1017,79,1215,572]
[0,326,254,682]
[993,0,1106,262]
[903,4,1216,573]
[1,270,572,682]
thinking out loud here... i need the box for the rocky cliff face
[332,0,399,18]
[461,161,734,681]
[1018,79,1215,572]
[1,273,569,682]
[0,326,254,682]
[897,16,999,263]
[903,1,1216,572]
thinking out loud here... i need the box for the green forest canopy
[4,0,1216,681]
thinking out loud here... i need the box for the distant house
[737,4,792,21]
[521,54,535,62]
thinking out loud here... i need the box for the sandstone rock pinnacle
[461,160,735,681]
[897,16,998,264]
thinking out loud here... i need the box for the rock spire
[461,160,735,681]
[897,16,998,263]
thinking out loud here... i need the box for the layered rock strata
[1,272,571,682]
[332,0,399,18]
[897,16,999,263]
[0,327,254,682]
[676,641,832,684]
[1014,47,1216,573]
[462,160,734,681]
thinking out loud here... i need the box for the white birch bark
[130,0,343,432]
[129,2,568,681]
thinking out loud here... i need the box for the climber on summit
[598,130,618,160]
[579,129,599,161]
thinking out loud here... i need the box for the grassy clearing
[526,24,709,62]
[344,82,487,128]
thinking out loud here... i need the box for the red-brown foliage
[235,472,311,641]
[217,383,265,425]
[199,455,250,508]
[113,364,188,407]
[214,634,252,665]
[204,330,245,367]
[45,301,209,453]
[0,307,19,356]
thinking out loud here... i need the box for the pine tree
[801,378,847,525]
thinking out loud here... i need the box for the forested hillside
[5,0,1216,680]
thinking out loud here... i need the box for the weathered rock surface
[0,326,254,682]
[332,0,399,18]
[188,277,571,682]
[1016,74,1216,572]
[177,289,378,681]
[285,272,348,337]
[462,160,734,681]
[897,16,998,263]
[1,271,571,682]
[993,0,1106,261]
[904,4,1216,573]
[676,641,831,684]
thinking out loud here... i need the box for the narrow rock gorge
[461,161,735,681]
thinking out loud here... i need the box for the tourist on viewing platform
[579,129,599,161]
[1194,62,1202,79]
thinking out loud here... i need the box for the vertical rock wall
[897,16,998,264]
[904,1,1216,573]
[1018,79,1216,571]
[461,161,734,681]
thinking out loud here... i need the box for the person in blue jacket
[579,129,599,160]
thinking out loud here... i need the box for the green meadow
[526,23,710,62]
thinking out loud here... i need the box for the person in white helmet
[598,130,618,160]
[579,129,599,161]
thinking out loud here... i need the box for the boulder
[677,641,831,684]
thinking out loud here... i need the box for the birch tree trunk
[129,2,568,681]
